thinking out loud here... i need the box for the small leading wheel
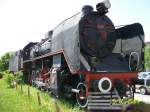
[140,87,147,95]
[76,83,88,108]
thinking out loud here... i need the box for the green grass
[0,78,82,112]
[3,72,150,112]
[133,102,150,112]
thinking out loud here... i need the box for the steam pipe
[71,89,80,94]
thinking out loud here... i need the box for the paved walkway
[134,93,150,104]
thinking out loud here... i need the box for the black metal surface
[79,13,115,58]
[113,23,145,71]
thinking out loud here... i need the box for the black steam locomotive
[9,0,145,110]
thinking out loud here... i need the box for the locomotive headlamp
[98,77,112,93]
[99,0,111,9]
[104,0,111,9]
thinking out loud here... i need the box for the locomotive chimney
[81,5,93,16]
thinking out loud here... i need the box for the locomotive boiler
[10,0,145,110]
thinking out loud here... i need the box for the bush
[0,72,3,79]
[4,73,16,87]
[112,98,140,105]
[3,70,24,87]
[15,71,24,84]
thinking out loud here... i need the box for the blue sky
[0,0,149,56]
[109,0,150,32]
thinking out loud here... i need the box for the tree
[0,52,13,72]
[145,46,150,70]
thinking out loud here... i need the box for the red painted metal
[79,71,137,79]
[78,71,138,97]
[39,67,49,80]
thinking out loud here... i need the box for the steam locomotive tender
[10,0,145,110]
